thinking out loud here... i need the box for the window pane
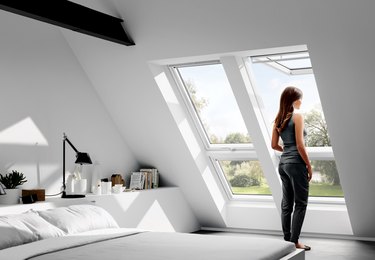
[249,55,331,147]
[176,63,251,144]
[310,160,344,197]
[218,160,271,195]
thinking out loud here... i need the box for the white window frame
[168,46,345,205]
[245,48,345,204]
[208,151,274,202]
[170,61,255,152]
[169,61,270,201]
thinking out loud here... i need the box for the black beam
[0,0,134,46]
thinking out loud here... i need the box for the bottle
[91,161,102,193]
[94,180,102,195]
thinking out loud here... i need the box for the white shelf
[0,187,199,233]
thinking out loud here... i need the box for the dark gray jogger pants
[279,163,309,244]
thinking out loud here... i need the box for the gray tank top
[279,114,306,164]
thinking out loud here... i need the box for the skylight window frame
[169,61,272,200]
[209,156,274,202]
[246,47,345,203]
[151,50,350,234]
[169,61,216,151]
[167,46,345,204]
[251,50,313,75]
[207,149,273,201]
[169,61,255,152]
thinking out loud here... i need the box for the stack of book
[129,168,159,190]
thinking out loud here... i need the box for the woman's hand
[307,164,312,182]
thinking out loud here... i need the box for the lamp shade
[75,152,92,165]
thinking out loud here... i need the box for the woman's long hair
[274,86,303,132]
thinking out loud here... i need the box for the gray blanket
[1,229,299,260]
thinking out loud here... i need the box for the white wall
[2,0,375,238]
[0,10,137,195]
[53,0,375,236]
[61,0,375,237]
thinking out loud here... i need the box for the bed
[0,204,304,260]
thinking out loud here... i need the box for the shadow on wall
[0,117,61,193]
[79,188,199,233]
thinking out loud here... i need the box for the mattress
[0,228,301,260]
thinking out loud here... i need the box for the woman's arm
[294,113,312,181]
[271,124,283,152]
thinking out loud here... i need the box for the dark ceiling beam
[0,0,135,46]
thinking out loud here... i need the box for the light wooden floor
[195,230,375,260]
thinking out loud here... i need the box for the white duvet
[0,228,298,260]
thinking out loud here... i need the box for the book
[140,168,159,189]
[129,172,144,190]
[152,169,159,188]
[129,168,159,190]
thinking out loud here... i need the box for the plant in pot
[0,170,27,204]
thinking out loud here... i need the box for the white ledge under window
[274,147,335,160]
[306,146,335,159]
[308,196,346,205]
[229,193,345,205]
[230,194,275,203]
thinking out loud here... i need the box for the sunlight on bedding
[0,117,48,146]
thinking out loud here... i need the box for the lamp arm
[62,133,80,192]
[64,135,79,153]
[63,136,66,191]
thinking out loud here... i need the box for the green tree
[304,109,330,147]
[236,161,263,186]
[222,160,263,187]
[304,109,340,185]
[220,160,235,177]
[224,132,251,144]
[230,174,260,187]
[209,134,222,144]
[313,160,340,185]
[185,79,208,115]
[185,79,216,142]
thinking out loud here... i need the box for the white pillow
[0,215,37,250]
[13,210,66,239]
[37,205,119,234]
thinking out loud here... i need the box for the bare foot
[295,242,311,251]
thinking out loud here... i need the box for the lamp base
[61,191,85,198]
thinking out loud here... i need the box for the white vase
[74,179,87,195]
[0,189,21,204]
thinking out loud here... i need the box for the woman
[271,86,312,251]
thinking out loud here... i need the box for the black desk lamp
[62,133,92,198]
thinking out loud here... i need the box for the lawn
[232,183,344,197]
